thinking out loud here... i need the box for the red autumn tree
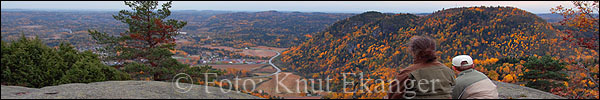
[551,1,599,50]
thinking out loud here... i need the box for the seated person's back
[387,36,456,99]
[451,55,499,99]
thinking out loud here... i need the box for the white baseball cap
[452,55,473,67]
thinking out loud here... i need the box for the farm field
[230,77,272,92]
[250,65,278,73]
[254,46,288,52]
[200,45,284,57]
[255,72,310,98]
[208,64,268,72]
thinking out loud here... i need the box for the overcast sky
[1,1,575,13]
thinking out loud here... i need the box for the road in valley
[235,48,281,78]
[261,49,281,77]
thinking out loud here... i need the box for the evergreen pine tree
[520,55,569,91]
[88,1,187,81]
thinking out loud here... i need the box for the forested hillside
[277,6,598,99]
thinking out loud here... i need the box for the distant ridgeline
[1,10,354,48]
[278,6,595,98]
[197,11,355,48]
[0,9,573,49]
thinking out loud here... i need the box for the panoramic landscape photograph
[1,1,598,99]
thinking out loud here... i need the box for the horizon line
[1,8,567,14]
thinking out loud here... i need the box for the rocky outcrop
[1,81,261,99]
[494,81,566,99]
[1,80,566,99]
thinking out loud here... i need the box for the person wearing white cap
[450,55,499,99]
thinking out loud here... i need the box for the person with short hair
[451,55,499,99]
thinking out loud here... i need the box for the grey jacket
[452,69,498,99]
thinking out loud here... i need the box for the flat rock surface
[1,81,261,99]
[494,81,566,99]
[1,80,567,99]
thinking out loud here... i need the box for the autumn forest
[1,1,599,99]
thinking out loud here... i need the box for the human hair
[454,61,473,71]
[407,36,437,64]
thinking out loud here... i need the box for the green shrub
[121,57,188,81]
[153,56,187,81]
[1,36,130,88]
[184,65,224,82]
[122,62,153,79]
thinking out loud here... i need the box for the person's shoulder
[481,78,497,87]
[397,66,414,76]
[401,64,421,72]
[431,62,453,71]
[472,69,488,76]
